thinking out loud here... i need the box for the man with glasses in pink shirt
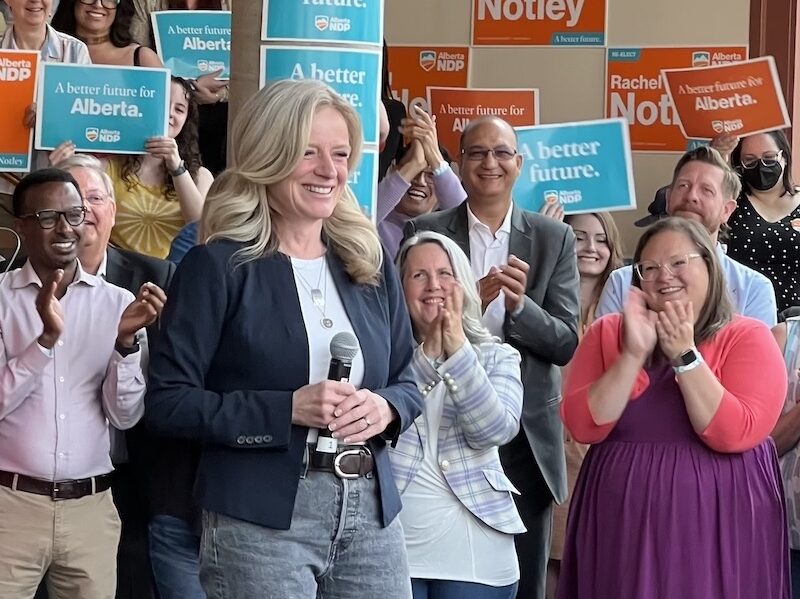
[0,168,164,598]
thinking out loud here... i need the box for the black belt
[0,469,114,501]
[306,444,374,479]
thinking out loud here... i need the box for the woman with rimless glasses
[712,130,800,313]
[557,217,790,598]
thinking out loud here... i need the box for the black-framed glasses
[77,0,120,8]
[461,147,517,162]
[19,207,86,230]
[634,253,702,282]
[739,150,783,170]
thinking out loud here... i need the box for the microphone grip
[316,358,353,453]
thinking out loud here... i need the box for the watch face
[677,349,697,366]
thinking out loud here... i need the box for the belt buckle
[51,482,65,501]
[333,448,363,479]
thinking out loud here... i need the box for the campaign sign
[427,87,539,161]
[262,0,383,46]
[512,118,636,215]
[260,45,381,145]
[0,50,38,173]
[349,148,378,220]
[387,46,469,113]
[472,0,606,46]
[36,63,169,154]
[152,11,231,79]
[662,56,790,140]
[606,46,748,152]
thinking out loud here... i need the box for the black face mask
[741,163,783,191]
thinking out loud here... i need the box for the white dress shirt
[467,203,514,339]
[0,261,145,480]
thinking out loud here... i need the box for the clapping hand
[36,270,65,349]
[117,282,167,346]
[621,288,658,361]
[655,300,695,361]
[441,283,466,357]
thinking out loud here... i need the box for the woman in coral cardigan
[559,217,790,599]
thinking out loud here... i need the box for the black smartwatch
[115,338,140,357]
[671,347,703,374]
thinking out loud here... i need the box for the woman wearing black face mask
[718,130,800,314]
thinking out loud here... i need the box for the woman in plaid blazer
[391,231,525,599]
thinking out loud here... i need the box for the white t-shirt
[291,255,364,444]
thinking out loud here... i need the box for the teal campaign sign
[349,148,377,220]
[262,0,383,46]
[512,118,636,215]
[152,11,231,79]
[36,63,169,154]
[260,45,381,145]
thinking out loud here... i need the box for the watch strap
[169,161,187,177]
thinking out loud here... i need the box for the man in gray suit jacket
[405,116,580,599]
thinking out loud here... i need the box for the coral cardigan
[562,313,787,453]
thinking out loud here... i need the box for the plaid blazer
[390,340,526,535]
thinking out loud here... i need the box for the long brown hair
[631,217,733,346]
[564,212,624,329]
[168,0,224,8]
[120,77,201,199]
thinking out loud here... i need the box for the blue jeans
[412,579,518,599]
[149,515,206,599]
[792,549,800,599]
[199,471,412,598]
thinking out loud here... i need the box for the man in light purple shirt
[0,169,164,598]
[377,104,466,258]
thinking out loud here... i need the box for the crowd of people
[2,2,800,599]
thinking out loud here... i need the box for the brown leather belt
[306,445,374,479]
[0,470,114,501]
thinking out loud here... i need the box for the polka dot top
[727,193,800,314]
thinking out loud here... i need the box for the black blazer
[104,247,187,516]
[405,203,579,503]
[145,241,422,529]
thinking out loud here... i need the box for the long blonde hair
[201,79,382,284]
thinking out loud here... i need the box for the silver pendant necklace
[294,255,333,329]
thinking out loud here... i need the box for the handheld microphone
[316,331,360,454]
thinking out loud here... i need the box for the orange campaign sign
[387,46,469,113]
[606,46,748,152]
[472,0,606,46]
[0,49,38,173]
[662,56,790,140]
[427,87,539,160]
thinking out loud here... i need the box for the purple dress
[557,363,790,599]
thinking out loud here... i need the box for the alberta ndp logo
[85,126,121,143]
[313,14,351,32]
[419,51,436,72]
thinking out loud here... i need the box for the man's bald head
[459,116,518,152]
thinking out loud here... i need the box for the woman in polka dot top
[722,130,800,314]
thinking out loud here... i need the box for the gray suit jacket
[405,202,579,503]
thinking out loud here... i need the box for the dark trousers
[501,436,555,599]
[112,464,159,599]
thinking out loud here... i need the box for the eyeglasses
[84,194,110,206]
[77,0,120,8]
[634,253,702,282]
[461,147,517,162]
[739,150,783,170]
[19,206,86,230]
